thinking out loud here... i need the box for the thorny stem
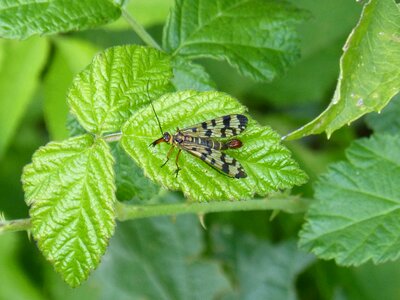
[0,194,309,234]
[0,218,31,234]
[115,193,310,221]
[122,8,162,50]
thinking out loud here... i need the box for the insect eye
[163,132,170,141]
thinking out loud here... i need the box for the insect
[150,111,248,179]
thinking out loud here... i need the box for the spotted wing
[181,141,247,178]
[180,114,248,138]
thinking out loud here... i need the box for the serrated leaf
[22,134,116,287]
[111,142,159,201]
[366,93,400,134]
[121,90,308,201]
[212,228,314,300]
[68,45,173,135]
[287,0,400,140]
[92,215,231,299]
[0,37,48,158]
[172,57,216,91]
[0,0,121,40]
[300,134,400,266]
[163,0,308,82]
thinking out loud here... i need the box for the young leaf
[287,0,400,140]
[0,0,121,40]
[68,45,173,135]
[22,135,116,287]
[172,57,216,91]
[0,37,48,158]
[163,0,308,82]
[111,142,159,201]
[92,215,231,299]
[212,229,314,299]
[300,134,400,266]
[121,90,308,201]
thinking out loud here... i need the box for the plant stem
[103,132,122,142]
[122,8,162,50]
[116,195,310,221]
[0,218,31,234]
[0,196,309,234]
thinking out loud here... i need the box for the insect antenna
[146,81,164,136]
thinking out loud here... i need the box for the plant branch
[116,194,310,221]
[0,195,309,233]
[0,218,31,234]
[122,8,162,50]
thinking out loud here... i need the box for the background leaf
[111,142,159,201]
[365,93,400,135]
[43,37,99,140]
[287,0,400,139]
[0,0,122,39]
[300,134,400,266]
[172,57,216,91]
[121,90,308,201]
[212,227,314,299]
[22,135,116,287]
[68,45,173,135]
[163,0,308,82]
[0,37,48,159]
[92,215,231,299]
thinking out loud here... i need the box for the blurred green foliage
[1,0,399,299]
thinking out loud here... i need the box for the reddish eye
[228,139,242,149]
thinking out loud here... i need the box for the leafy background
[1,0,400,299]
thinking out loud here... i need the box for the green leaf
[66,114,87,137]
[0,0,121,40]
[121,90,308,201]
[212,229,314,299]
[22,134,116,287]
[287,0,400,140]
[0,37,48,158]
[366,93,400,134]
[68,45,173,135]
[43,38,98,140]
[300,134,400,266]
[92,215,231,299]
[172,57,216,91]
[163,0,308,82]
[111,142,159,201]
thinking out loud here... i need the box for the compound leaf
[287,0,400,140]
[0,0,122,39]
[300,134,400,266]
[121,90,308,201]
[163,0,308,82]
[22,134,116,287]
[68,45,173,135]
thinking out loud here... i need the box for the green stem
[122,8,162,50]
[0,218,31,234]
[0,196,309,233]
[116,194,310,221]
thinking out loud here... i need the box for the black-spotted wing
[180,140,247,178]
[180,114,248,138]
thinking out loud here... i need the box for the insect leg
[161,146,175,168]
[174,149,182,177]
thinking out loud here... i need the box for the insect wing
[181,141,247,178]
[180,114,248,138]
